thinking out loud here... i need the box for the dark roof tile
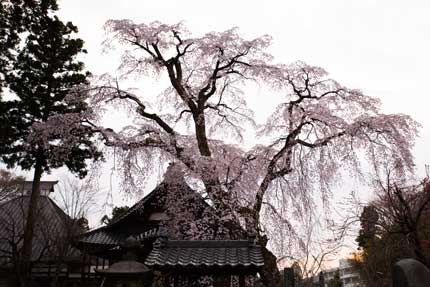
[78,229,125,246]
[145,239,264,269]
[0,195,79,262]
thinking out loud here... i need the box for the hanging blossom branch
[251,61,419,234]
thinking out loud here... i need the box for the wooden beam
[239,275,245,287]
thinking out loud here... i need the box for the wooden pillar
[48,263,51,279]
[239,275,246,287]
[81,252,87,286]
[173,274,179,287]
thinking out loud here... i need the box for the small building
[0,181,85,286]
[311,259,362,287]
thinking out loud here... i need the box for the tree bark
[20,157,44,287]
[411,230,429,267]
[193,113,211,156]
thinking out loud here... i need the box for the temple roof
[0,195,80,263]
[145,238,264,273]
[77,178,206,248]
[78,227,160,246]
[76,181,168,247]
[77,229,126,246]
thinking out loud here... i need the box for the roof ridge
[164,239,255,248]
[106,181,167,227]
[47,197,74,222]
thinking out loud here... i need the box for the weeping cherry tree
[74,21,418,287]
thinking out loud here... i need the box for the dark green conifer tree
[0,1,101,285]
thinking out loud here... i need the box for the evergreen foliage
[101,206,130,225]
[1,1,101,174]
[0,1,101,285]
[1,0,58,95]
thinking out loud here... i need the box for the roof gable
[107,181,167,227]
[0,195,78,262]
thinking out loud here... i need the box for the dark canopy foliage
[353,179,430,286]
[0,1,101,175]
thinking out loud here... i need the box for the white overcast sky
[56,0,430,174]
[24,0,427,229]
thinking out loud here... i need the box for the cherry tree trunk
[259,243,282,287]
[194,114,211,157]
[411,230,429,267]
[20,158,43,287]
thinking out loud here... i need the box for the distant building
[313,259,362,287]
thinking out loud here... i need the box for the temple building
[77,170,264,287]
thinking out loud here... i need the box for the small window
[149,212,169,221]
